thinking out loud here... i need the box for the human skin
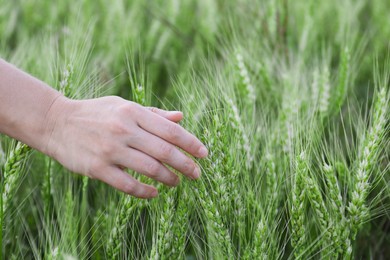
[0,59,208,198]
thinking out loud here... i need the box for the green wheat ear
[0,141,30,258]
[304,174,331,258]
[193,180,234,258]
[2,142,30,213]
[152,187,176,260]
[347,87,388,241]
[127,54,148,106]
[322,163,347,258]
[107,195,147,259]
[291,152,308,259]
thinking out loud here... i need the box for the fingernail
[151,189,158,197]
[174,177,180,186]
[198,146,208,157]
[192,165,201,179]
[169,111,182,114]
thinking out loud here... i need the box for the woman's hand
[43,95,208,198]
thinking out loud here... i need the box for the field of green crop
[1,0,389,259]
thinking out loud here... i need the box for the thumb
[146,107,183,123]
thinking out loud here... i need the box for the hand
[43,95,208,198]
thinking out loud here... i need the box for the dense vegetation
[0,0,389,259]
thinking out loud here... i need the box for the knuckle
[109,96,125,103]
[145,161,160,177]
[103,96,123,105]
[167,123,180,141]
[109,120,129,136]
[101,141,116,156]
[159,143,174,160]
[123,181,137,194]
[117,102,140,116]
[189,138,201,152]
[150,107,158,113]
[183,159,195,174]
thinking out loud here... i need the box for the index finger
[136,108,208,158]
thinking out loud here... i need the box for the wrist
[41,94,75,158]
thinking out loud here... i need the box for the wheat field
[0,0,389,259]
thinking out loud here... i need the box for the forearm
[0,59,63,152]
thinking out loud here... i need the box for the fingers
[95,166,158,199]
[129,130,201,179]
[113,147,180,187]
[147,107,183,123]
[137,108,208,158]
